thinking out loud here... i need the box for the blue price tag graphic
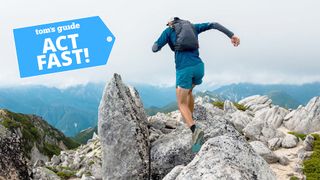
[13,16,115,78]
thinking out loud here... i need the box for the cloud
[0,0,320,88]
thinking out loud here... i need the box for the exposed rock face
[243,118,285,142]
[250,141,279,163]
[98,73,150,180]
[0,124,29,180]
[254,106,289,129]
[165,136,276,180]
[239,95,272,113]
[151,102,240,179]
[284,97,320,133]
[228,110,253,132]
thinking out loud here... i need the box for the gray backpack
[172,19,199,51]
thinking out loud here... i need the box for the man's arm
[152,28,170,52]
[195,22,234,38]
[195,22,240,46]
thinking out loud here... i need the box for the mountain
[1,82,320,136]
[0,83,177,136]
[73,126,97,144]
[210,82,320,109]
[133,84,176,108]
[0,109,79,179]
[145,101,178,116]
[0,83,102,136]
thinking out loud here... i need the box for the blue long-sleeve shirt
[152,22,234,70]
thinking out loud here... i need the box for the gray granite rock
[283,97,320,134]
[224,100,238,113]
[250,141,279,163]
[239,95,272,113]
[243,118,285,142]
[151,102,240,179]
[268,137,283,150]
[282,134,298,148]
[303,134,315,151]
[98,73,150,180]
[228,110,253,132]
[165,135,276,180]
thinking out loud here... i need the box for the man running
[152,17,240,152]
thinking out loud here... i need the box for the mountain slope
[0,109,79,162]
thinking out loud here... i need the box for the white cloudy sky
[0,0,319,89]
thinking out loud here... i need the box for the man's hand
[231,35,240,47]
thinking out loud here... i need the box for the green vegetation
[212,101,224,109]
[290,176,299,180]
[42,142,61,157]
[212,101,248,111]
[73,127,97,144]
[56,170,76,179]
[0,117,20,130]
[303,133,320,179]
[0,109,80,159]
[288,131,307,140]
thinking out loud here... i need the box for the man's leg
[176,87,195,128]
[187,84,195,114]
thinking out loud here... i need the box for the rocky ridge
[29,74,320,180]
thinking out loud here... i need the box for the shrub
[303,134,320,179]
[212,101,248,111]
[288,131,307,140]
[56,170,76,179]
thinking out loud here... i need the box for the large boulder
[283,97,320,134]
[165,135,276,180]
[249,141,279,163]
[151,102,239,179]
[281,134,298,148]
[98,73,150,180]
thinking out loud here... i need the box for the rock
[282,134,298,148]
[279,156,290,166]
[249,141,279,163]
[50,155,61,166]
[228,110,253,132]
[151,102,240,179]
[303,134,315,151]
[81,174,95,180]
[254,106,289,128]
[0,125,29,179]
[239,95,272,113]
[33,167,61,180]
[224,100,237,113]
[283,97,320,134]
[162,165,185,180]
[166,136,276,180]
[268,138,283,150]
[243,119,284,142]
[148,112,179,133]
[98,73,150,179]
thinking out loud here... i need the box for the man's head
[167,17,180,27]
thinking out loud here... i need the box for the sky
[0,0,320,89]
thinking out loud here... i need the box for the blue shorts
[176,62,205,89]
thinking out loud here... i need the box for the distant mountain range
[0,83,176,136]
[0,82,319,137]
